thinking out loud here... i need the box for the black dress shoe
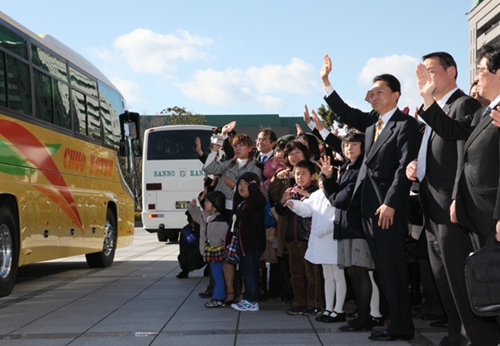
[368,331,413,341]
[339,317,372,331]
[371,315,385,327]
[429,319,448,328]
[198,286,213,298]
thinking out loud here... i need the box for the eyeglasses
[477,66,490,75]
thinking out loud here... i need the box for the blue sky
[3,1,475,117]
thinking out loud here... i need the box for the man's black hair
[422,52,458,80]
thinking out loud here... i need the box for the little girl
[230,172,267,312]
[188,191,228,308]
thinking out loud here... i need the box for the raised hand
[317,155,334,178]
[295,123,304,135]
[222,121,236,136]
[416,63,436,107]
[320,54,332,87]
[311,109,325,131]
[304,105,311,124]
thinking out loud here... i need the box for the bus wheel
[86,209,117,268]
[0,206,18,297]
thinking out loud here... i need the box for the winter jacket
[232,183,267,255]
[275,183,319,243]
[187,205,228,256]
[322,156,364,240]
[203,153,263,209]
[288,189,337,265]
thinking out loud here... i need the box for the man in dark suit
[321,54,419,341]
[407,52,483,346]
[415,45,500,346]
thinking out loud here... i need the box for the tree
[316,103,342,129]
[160,106,206,125]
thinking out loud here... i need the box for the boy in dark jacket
[275,160,321,316]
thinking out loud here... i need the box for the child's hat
[205,191,225,213]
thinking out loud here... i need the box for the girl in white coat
[284,179,347,323]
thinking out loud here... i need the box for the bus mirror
[132,138,142,157]
[119,139,129,157]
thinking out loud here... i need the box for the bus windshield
[147,129,212,161]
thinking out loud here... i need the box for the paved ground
[0,228,447,345]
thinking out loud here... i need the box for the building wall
[468,0,500,86]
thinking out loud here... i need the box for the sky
[2,1,476,117]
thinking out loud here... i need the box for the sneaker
[205,299,225,308]
[302,307,323,316]
[286,306,306,315]
[231,299,259,312]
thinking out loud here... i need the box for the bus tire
[86,209,117,268]
[0,206,18,297]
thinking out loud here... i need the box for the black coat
[322,156,364,239]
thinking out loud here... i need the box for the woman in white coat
[284,179,347,323]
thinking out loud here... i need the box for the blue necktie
[482,106,492,119]
[417,125,432,182]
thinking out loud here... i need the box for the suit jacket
[419,100,500,238]
[418,90,481,224]
[325,91,419,220]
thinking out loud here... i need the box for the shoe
[420,313,442,321]
[198,286,213,298]
[302,307,323,316]
[286,306,306,315]
[368,331,413,341]
[176,270,188,279]
[205,299,225,308]
[339,317,373,331]
[235,293,244,303]
[315,310,333,322]
[321,312,346,323]
[371,315,385,327]
[430,319,448,328]
[231,299,259,312]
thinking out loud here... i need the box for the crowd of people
[175,45,500,345]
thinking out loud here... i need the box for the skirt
[337,238,374,270]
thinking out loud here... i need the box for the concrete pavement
[0,228,447,345]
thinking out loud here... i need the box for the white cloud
[178,58,318,111]
[113,29,212,75]
[358,55,421,109]
[247,58,317,95]
[111,77,145,108]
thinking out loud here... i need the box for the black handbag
[465,233,500,317]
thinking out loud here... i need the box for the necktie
[374,118,383,142]
[417,124,432,182]
[482,106,492,119]
[260,155,266,162]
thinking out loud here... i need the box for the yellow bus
[0,11,141,296]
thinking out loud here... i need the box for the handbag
[224,214,240,264]
[465,233,500,317]
[204,242,224,263]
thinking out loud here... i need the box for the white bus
[142,125,216,241]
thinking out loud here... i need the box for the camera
[210,134,224,146]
